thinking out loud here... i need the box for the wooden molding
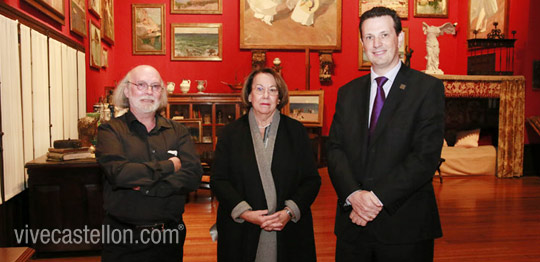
[0,2,84,52]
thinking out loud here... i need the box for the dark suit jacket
[327,64,444,244]
[211,113,321,262]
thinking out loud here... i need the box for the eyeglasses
[253,86,279,96]
[127,81,163,92]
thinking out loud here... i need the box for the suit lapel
[369,65,409,147]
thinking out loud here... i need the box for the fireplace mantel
[433,74,525,178]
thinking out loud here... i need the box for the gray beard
[132,96,159,113]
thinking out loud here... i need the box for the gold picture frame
[359,0,408,19]
[283,90,324,127]
[358,27,409,70]
[101,48,108,68]
[171,0,222,14]
[88,0,101,18]
[89,21,101,69]
[176,119,202,143]
[101,0,115,44]
[468,0,508,39]
[414,0,448,18]
[132,4,166,55]
[23,0,65,24]
[69,0,86,37]
[171,23,222,61]
[240,0,342,50]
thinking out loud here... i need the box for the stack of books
[46,147,94,161]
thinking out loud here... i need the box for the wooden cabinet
[25,156,103,254]
[166,93,245,157]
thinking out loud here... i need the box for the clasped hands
[240,209,291,232]
[133,156,182,191]
[348,190,383,227]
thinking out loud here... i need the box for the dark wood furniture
[167,93,244,154]
[25,156,103,254]
[0,247,34,262]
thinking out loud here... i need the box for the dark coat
[327,64,444,245]
[211,113,321,262]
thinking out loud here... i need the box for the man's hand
[348,190,383,223]
[349,210,368,226]
[169,156,182,172]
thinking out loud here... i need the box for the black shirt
[96,110,202,224]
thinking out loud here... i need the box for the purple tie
[369,76,388,136]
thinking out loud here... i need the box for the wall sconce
[319,51,333,82]
[252,50,266,71]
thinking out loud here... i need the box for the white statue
[423,22,456,75]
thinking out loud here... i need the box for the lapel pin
[399,84,406,90]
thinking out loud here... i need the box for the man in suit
[327,6,445,262]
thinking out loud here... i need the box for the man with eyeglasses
[96,65,202,262]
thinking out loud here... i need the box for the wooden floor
[32,169,540,261]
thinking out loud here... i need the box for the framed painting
[132,4,166,55]
[22,0,65,24]
[360,0,408,19]
[102,48,108,68]
[240,0,342,50]
[283,90,324,127]
[468,0,508,39]
[171,23,222,61]
[89,0,101,18]
[176,119,202,143]
[359,27,409,70]
[171,0,222,14]
[414,0,448,18]
[89,21,101,69]
[101,0,115,44]
[70,0,86,37]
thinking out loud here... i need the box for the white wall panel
[63,44,79,139]
[20,24,33,184]
[77,51,86,118]
[0,16,25,201]
[49,38,63,142]
[31,30,50,157]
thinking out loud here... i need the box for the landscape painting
[171,23,222,61]
[171,0,222,14]
[360,0,408,18]
[284,90,324,127]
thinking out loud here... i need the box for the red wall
[4,0,540,142]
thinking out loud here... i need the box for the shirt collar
[125,110,172,133]
[370,62,402,84]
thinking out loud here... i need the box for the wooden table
[0,247,35,262]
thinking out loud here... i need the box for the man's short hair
[359,6,402,39]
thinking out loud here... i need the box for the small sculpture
[252,50,266,71]
[404,46,414,67]
[272,57,282,75]
[319,51,333,82]
[422,22,456,75]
